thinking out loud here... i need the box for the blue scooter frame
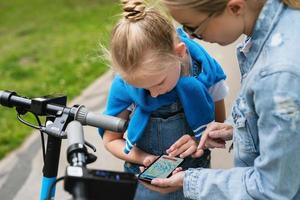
[40,136,62,200]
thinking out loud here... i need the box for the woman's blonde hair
[110,0,177,78]
[163,0,227,14]
[163,0,300,13]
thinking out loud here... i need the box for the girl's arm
[102,110,156,166]
[214,99,226,122]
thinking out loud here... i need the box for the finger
[175,167,183,171]
[206,140,225,148]
[206,122,223,130]
[151,178,170,187]
[167,135,191,153]
[178,145,197,158]
[191,148,204,158]
[143,158,151,167]
[139,180,162,193]
[205,139,226,149]
[198,133,208,149]
[207,122,232,134]
[166,148,178,156]
[172,167,182,175]
[150,156,159,163]
[143,155,158,167]
[208,129,233,140]
[139,166,145,172]
[170,141,196,158]
[143,179,178,194]
[143,159,151,167]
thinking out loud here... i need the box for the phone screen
[138,155,184,181]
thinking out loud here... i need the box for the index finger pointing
[197,133,208,149]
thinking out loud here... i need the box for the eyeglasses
[182,13,214,40]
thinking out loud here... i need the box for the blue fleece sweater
[99,28,226,154]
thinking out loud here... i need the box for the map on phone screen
[139,155,184,180]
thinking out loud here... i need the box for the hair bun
[121,0,146,21]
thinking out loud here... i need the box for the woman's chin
[204,39,225,46]
[216,41,232,46]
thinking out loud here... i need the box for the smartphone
[138,155,185,182]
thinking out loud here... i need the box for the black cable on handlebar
[16,114,41,130]
[16,113,46,162]
[34,114,46,163]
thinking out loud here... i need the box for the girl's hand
[140,171,185,194]
[142,154,159,167]
[166,134,204,158]
[198,122,233,149]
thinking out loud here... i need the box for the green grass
[0,0,121,159]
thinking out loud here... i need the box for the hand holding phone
[138,155,184,182]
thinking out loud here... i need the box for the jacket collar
[237,0,285,76]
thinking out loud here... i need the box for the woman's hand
[140,170,185,194]
[198,122,233,149]
[166,134,204,158]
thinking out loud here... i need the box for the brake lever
[85,140,96,152]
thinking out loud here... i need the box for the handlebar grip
[66,121,85,146]
[75,106,128,133]
[0,90,19,107]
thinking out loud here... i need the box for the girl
[99,0,228,199]
[145,0,300,199]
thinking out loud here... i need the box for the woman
[143,0,300,199]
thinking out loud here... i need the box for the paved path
[0,38,242,199]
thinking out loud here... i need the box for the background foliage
[0,0,120,159]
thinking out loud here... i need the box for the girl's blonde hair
[162,0,300,13]
[110,0,177,78]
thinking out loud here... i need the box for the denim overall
[124,57,211,200]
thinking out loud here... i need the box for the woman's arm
[102,110,156,166]
[151,72,300,200]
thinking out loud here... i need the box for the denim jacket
[184,0,300,199]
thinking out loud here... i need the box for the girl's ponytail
[122,0,146,21]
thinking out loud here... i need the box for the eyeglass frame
[182,12,214,40]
